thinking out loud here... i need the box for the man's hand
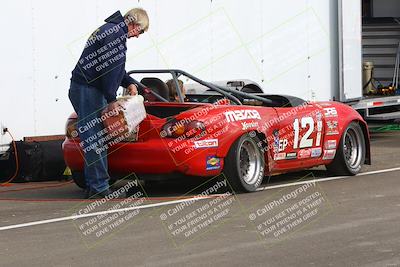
[127,84,138,96]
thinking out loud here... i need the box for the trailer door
[338,0,363,101]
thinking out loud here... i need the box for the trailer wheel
[224,133,265,192]
[326,122,366,176]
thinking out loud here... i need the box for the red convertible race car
[63,69,371,192]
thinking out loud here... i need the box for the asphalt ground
[0,131,399,266]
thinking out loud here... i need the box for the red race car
[63,69,371,192]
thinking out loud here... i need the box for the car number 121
[293,117,321,149]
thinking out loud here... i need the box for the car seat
[140,77,170,100]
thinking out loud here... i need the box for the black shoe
[88,189,126,199]
[84,189,91,199]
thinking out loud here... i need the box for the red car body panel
[63,100,370,178]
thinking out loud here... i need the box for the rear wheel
[224,134,265,192]
[326,122,366,176]
[71,171,86,189]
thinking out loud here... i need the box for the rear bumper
[62,138,223,177]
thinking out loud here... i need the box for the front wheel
[326,122,366,176]
[223,134,265,192]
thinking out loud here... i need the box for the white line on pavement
[1,166,399,232]
[257,166,400,191]
[0,196,213,232]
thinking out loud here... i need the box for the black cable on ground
[0,130,19,186]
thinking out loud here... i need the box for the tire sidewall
[341,123,366,175]
[232,134,265,192]
[72,171,86,189]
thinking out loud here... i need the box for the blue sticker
[273,129,279,154]
[206,155,221,170]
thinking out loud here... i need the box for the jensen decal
[241,121,259,130]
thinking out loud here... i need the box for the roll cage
[127,69,274,105]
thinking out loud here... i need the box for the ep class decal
[293,117,321,149]
[224,110,261,122]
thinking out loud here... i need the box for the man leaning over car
[69,8,149,198]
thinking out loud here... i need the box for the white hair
[124,8,149,31]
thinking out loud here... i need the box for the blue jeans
[68,81,110,193]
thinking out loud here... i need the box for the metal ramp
[363,20,400,86]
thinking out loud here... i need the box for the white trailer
[0,0,399,151]
[342,0,400,121]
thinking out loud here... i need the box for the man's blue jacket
[71,11,135,103]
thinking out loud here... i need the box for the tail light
[65,118,78,139]
[161,119,206,138]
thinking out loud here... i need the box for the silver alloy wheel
[238,140,262,185]
[343,128,363,169]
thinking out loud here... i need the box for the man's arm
[121,72,138,95]
[121,72,135,88]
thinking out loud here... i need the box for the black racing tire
[71,171,86,189]
[326,122,366,176]
[223,133,265,192]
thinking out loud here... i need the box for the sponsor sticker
[311,147,322,158]
[323,107,338,118]
[241,121,259,130]
[274,152,286,161]
[194,139,218,149]
[324,140,337,150]
[298,149,312,159]
[326,120,339,135]
[278,139,288,152]
[322,149,336,160]
[224,109,261,122]
[285,152,297,160]
[273,130,279,154]
[206,156,221,170]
